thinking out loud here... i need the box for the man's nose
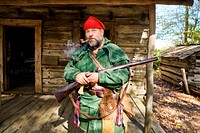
[89,31,93,37]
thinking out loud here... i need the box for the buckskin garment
[64,37,130,133]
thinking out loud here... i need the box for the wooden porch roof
[0,0,194,6]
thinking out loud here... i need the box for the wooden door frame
[0,19,42,93]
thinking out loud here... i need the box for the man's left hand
[85,72,99,83]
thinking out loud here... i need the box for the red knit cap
[84,16,105,31]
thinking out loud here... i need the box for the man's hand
[75,72,89,85]
[85,72,99,83]
[76,72,99,85]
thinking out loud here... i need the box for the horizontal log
[160,70,183,82]
[0,19,42,27]
[188,80,200,87]
[43,78,66,85]
[116,17,149,25]
[42,49,66,58]
[161,59,188,68]
[129,80,145,86]
[160,75,180,86]
[43,31,72,40]
[160,65,182,76]
[42,70,63,79]
[43,84,66,94]
[117,25,148,34]
[43,42,67,50]
[189,86,200,96]
[0,0,193,6]
[188,77,200,82]
[117,43,146,47]
[42,56,59,65]
[195,52,200,56]
[188,67,200,73]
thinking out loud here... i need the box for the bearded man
[64,16,130,133]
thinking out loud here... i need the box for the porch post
[145,4,156,133]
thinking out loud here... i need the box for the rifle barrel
[99,57,158,72]
[54,57,158,102]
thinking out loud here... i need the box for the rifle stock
[54,57,158,102]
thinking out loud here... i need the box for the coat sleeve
[63,59,80,83]
[98,44,130,90]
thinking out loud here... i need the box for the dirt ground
[153,79,200,133]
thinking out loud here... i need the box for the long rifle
[54,57,158,102]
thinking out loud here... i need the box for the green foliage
[153,49,162,70]
[156,1,200,45]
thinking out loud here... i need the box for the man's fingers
[76,72,89,84]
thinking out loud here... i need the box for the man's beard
[88,37,103,51]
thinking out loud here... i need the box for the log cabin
[0,0,193,95]
[0,0,194,132]
[159,44,200,96]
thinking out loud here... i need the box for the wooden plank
[129,95,165,133]
[161,58,188,68]
[43,49,66,58]
[1,95,50,133]
[0,25,3,92]
[188,67,200,73]
[160,70,183,82]
[0,94,165,132]
[35,26,42,93]
[160,65,182,76]
[145,4,155,133]
[43,42,67,50]
[0,19,41,27]
[181,68,190,94]
[11,95,55,133]
[160,74,180,85]
[39,97,70,132]
[1,94,16,105]
[73,20,81,44]
[0,95,39,131]
[0,0,193,6]
[43,78,66,85]
[42,70,63,79]
[42,55,59,65]
[0,95,32,123]
[27,100,59,132]
[117,25,147,34]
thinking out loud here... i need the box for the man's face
[85,28,104,48]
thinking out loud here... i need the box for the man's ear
[100,29,104,35]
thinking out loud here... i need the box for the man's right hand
[75,72,89,85]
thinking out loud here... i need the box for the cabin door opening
[3,26,35,93]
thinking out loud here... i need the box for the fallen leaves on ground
[153,79,200,133]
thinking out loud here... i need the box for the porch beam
[0,0,194,6]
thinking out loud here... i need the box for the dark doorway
[3,26,35,94]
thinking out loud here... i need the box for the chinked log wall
[160,53,200,92]
[0,5,149,95]
[160,57,189,85]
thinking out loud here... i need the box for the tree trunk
[184,6,189,44]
